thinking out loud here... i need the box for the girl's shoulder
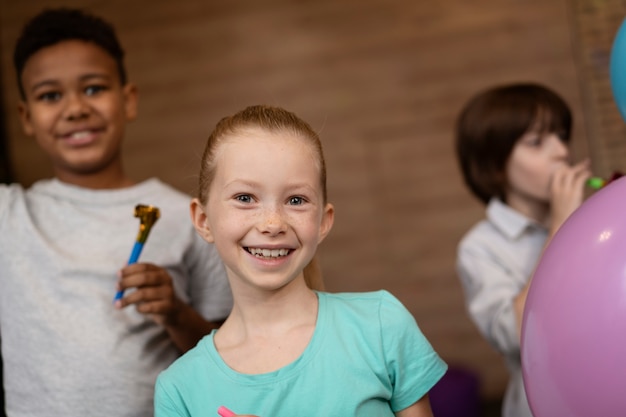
[320,289,401,305]
[161,333,215,377]
[319,290,412,325]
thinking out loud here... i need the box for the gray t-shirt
[0,178,232,417]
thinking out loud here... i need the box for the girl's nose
[259,206,287,236]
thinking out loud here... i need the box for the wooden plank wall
[1,0,599,401]
[570,0,626,176]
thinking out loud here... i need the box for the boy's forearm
[513,282,531,339]
[163,302,225,352]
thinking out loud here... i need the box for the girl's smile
[245,247,292,259]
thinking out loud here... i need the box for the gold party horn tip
[134,204,160,243]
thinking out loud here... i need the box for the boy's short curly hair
[455,83,572,205]
[13,7,127,98]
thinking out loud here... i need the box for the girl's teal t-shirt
[155,290,447,417]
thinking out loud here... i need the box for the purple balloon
[521,176,626,417]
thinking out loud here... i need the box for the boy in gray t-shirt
[0,8,232,416]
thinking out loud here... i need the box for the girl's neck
[226,281,318,337]
[214,281,319,374]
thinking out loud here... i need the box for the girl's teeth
[249,248,289,258]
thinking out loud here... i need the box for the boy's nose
[63,93,90,120]
[548,134,569,160]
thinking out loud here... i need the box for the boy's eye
[235,194,253,203]
[288,196,305,205]
[37,91,62,102]
[525,135,543,147]
[85,85,107,96]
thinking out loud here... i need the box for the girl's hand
[549,159,592,236]
[114,262,182,325]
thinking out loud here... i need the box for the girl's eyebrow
[223,179,259,189]
[223,179,317,194]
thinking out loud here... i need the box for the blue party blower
[113,204,160,302]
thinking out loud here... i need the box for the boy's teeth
[70,131,90,139]
[248,248,289,258]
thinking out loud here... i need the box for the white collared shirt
[457,198,547,417]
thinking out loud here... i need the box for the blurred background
[2,0,626,414]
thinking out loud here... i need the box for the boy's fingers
[135,299,179,316]
[553,163,591,192]
[119,285,173,306]
[550,166,568,191]
[118,265,171,289]
[120,262,153,275]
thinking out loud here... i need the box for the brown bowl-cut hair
[455,83,572,205]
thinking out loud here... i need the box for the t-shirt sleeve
[0,184,15,219]
[378,291,447,412]
[154,375,189,417]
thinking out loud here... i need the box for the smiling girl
[154,105,447,417]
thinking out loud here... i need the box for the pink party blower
[217,406,235,417]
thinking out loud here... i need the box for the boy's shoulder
[460,199,534,246]
[0,182,26,208]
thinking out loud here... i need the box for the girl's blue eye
[236,195,252,203]
[288,196,305,205]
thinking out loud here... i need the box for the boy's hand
[115,263,183,326]
[549,159,591,236]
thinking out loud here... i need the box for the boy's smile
[18,40,137,186]
[58,126,106,146]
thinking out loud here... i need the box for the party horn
[113,204,161,302]
[586,170,624,190]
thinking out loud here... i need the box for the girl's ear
[190,198,214,243]
[317,203,335,244]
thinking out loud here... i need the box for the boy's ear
[122,83,139,121]
[317,203,335,244]
[17,101,34,136]
[190,198,214,243]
